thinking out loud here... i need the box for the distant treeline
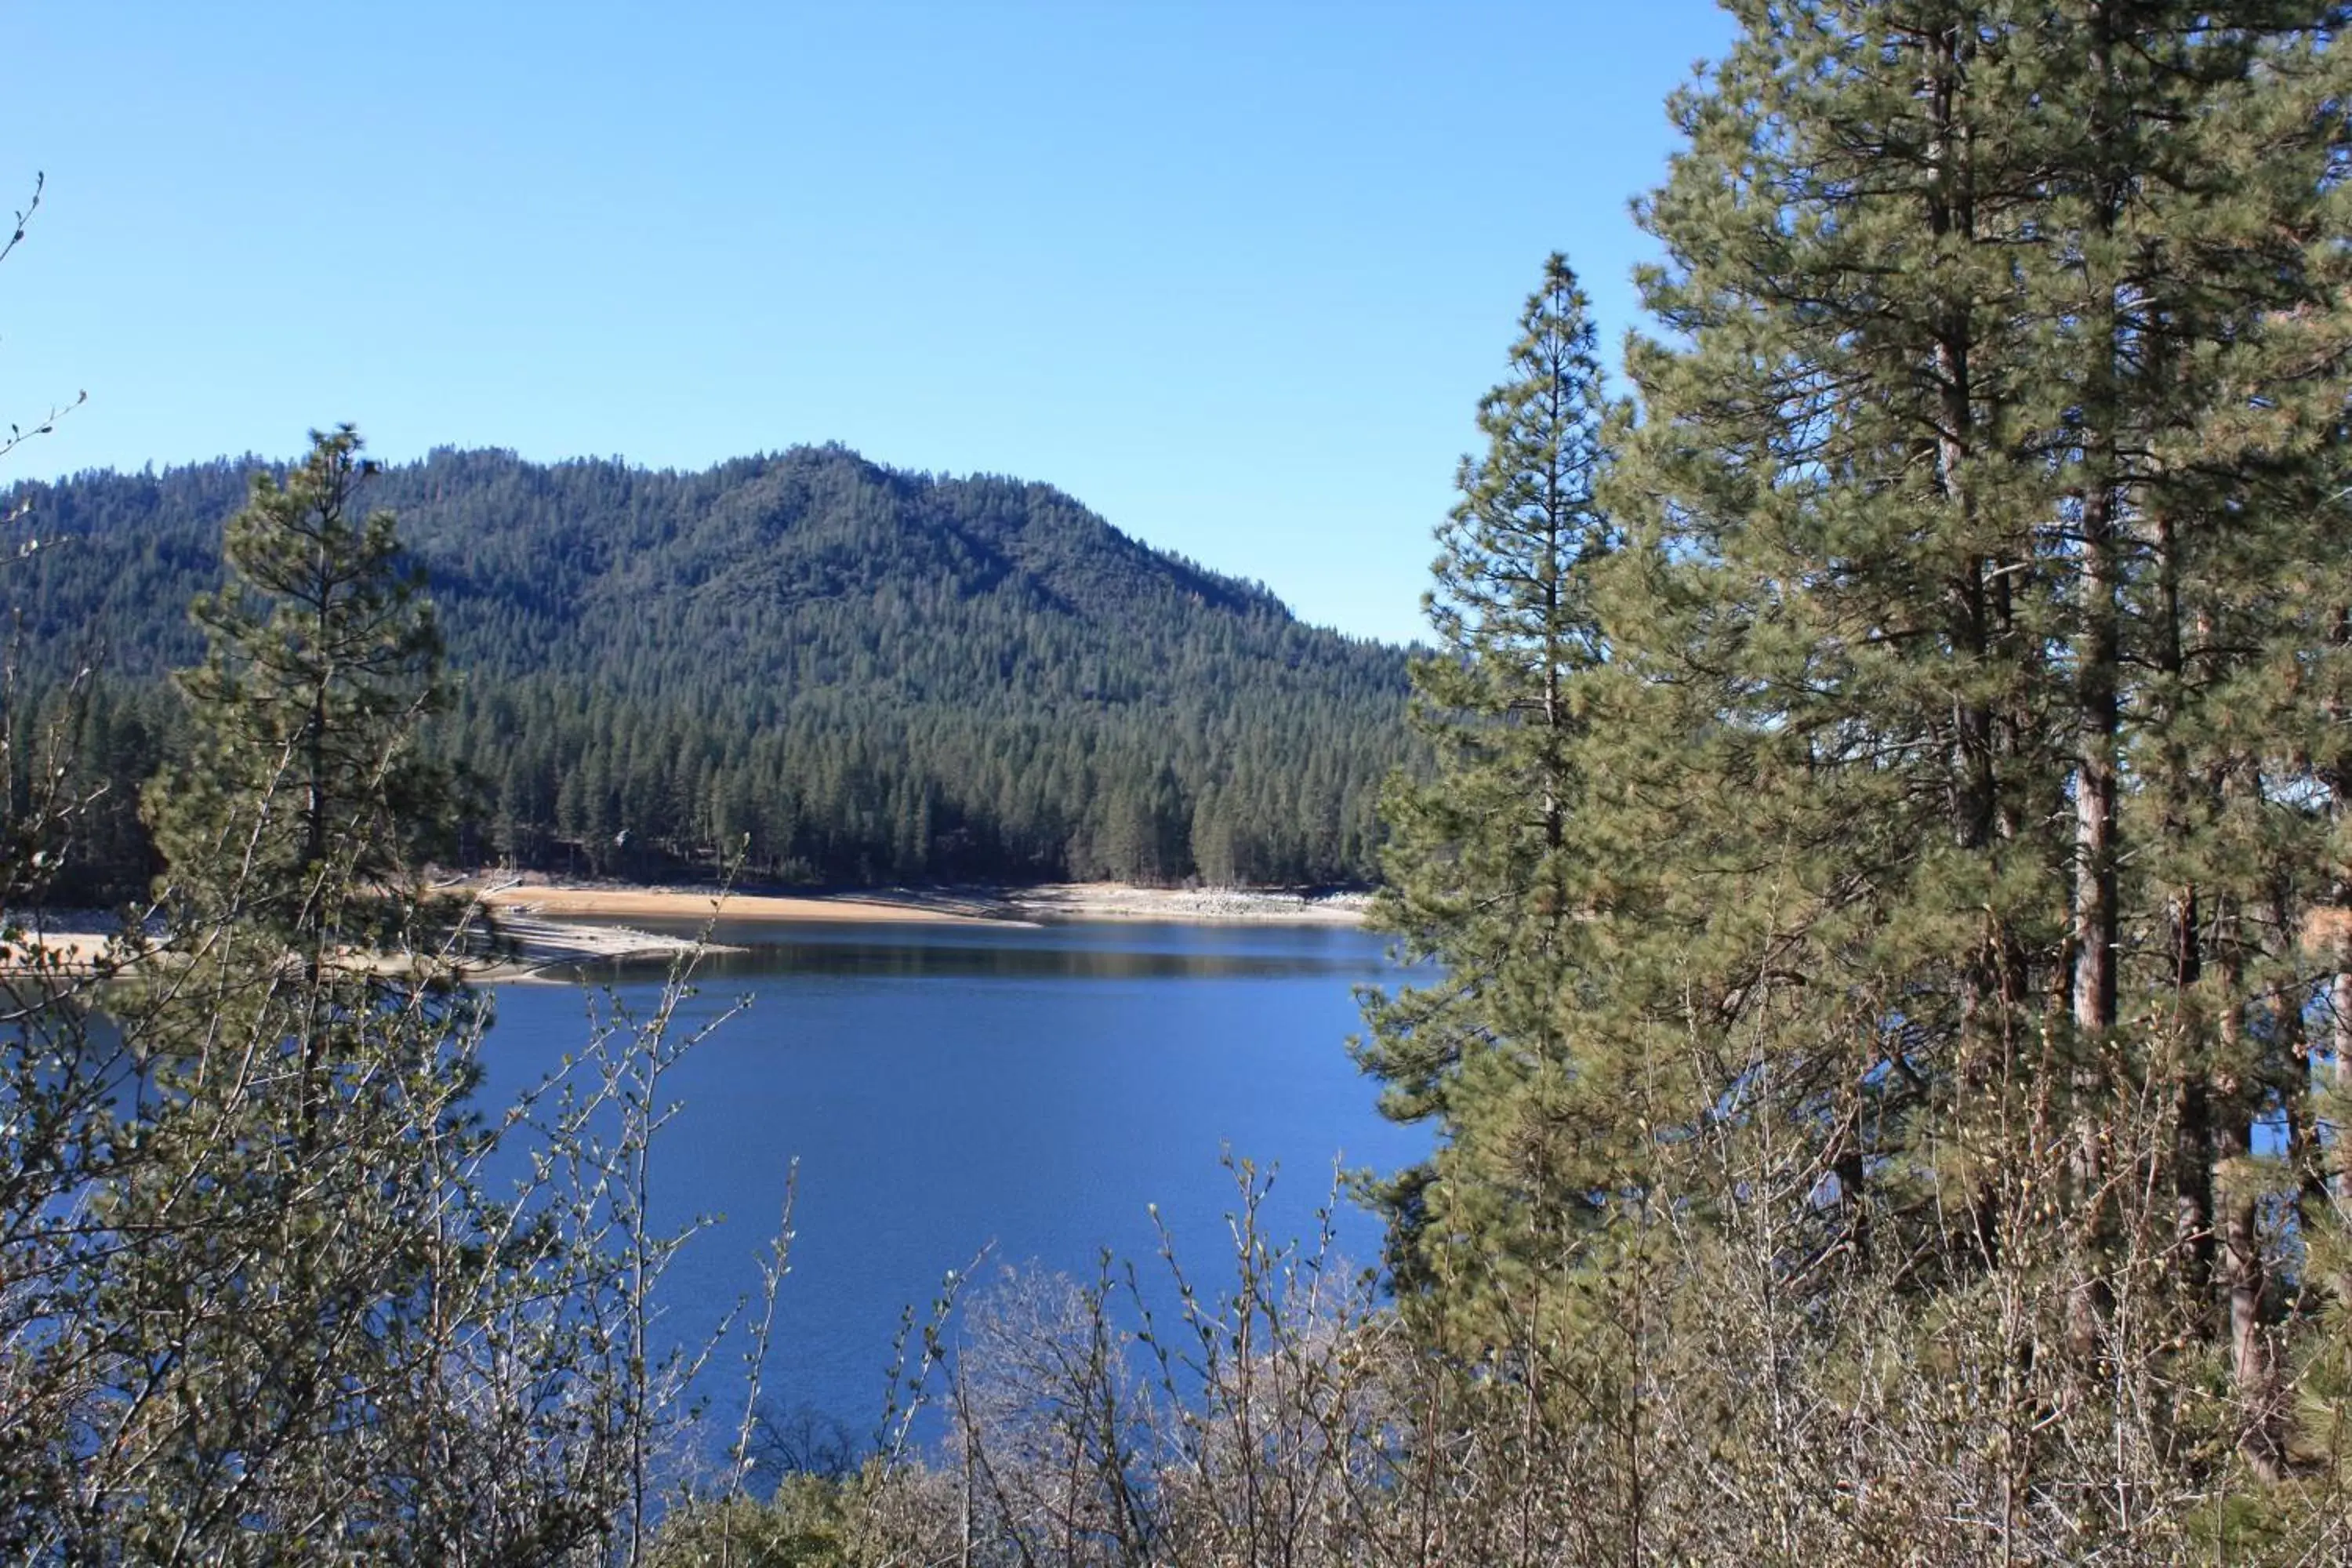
[5,445,1412,900]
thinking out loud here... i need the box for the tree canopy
[1359,2,2352,1555]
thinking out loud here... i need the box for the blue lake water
[473,917,1426,1443]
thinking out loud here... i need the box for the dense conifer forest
[4,443,1410,898]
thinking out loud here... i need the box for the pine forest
[5,444,1408,898]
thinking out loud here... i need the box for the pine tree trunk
[2157,525,2214,1300]
[1924,13,2016,1279]
[2067,3,2125,1360]
[2332,601,2352,1210]
[2069,477,2122,1356]
[2216,1079,2285,1481]
[2333,970,2352,1204]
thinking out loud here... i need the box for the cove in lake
[474,918,1428,1442]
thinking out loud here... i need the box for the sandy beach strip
[0,900,722,982]
[0,928,115,975]
[4,882,1367,978]
[470,882,1013,925]
[0,918,706,982]
[474,880,1367,927]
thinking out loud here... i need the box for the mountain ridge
[7,442,1411,894]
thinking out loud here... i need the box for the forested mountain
[5,444,1410,898]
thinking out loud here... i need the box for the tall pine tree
[1358,253,1623,1301]
[31,430,630,1558]
[146,423,452,955]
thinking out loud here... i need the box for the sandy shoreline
[473,878,1367,928]
[472,881,1006,926]
[0,927,114,974]
[0,912,710,982]
[0,896,720,982]
[5,880,1370,980]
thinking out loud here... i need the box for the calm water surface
[475,918,1426,1436]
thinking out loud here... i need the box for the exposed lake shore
[474,876,1369,930]
[0,902,709,982]
[471,878,1369,972]
[5,880,1372,980]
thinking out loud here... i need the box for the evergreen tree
[1356,253,1620,1294]
[9,430,629,1557]
[146,424,451,952]
[1581,0,2352,1541]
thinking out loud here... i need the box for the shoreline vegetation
[4,878,1372,980]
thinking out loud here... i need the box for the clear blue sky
[3,2,1732,648]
